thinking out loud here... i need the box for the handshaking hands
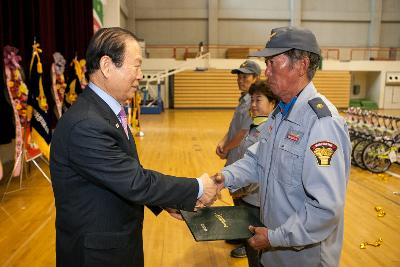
[166,173,226,220]
[211,172,225,192]
[196,173,225,209]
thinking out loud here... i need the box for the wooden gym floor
[0,109,399,267]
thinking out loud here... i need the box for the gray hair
[285,49,321,80]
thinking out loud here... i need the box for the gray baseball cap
[231,60,261,75]
[249,26,321,57]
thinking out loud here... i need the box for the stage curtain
[0,0,93,75]
[0,0,93,137]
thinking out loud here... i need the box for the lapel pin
[115,123,119,128]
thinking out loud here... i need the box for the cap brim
[249,48,291,57]
[231,68,254,74]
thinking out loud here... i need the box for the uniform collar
[285,81,318,124]
[270,81,317,123]
[271,105,280,119]
[239,92,250,103]
[278,97,297,117]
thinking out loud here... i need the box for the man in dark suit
[50,27,218,267]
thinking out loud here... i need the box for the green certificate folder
[180,206,263,242]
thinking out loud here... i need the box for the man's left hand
[165,208,183,221]
[248,225,271,251]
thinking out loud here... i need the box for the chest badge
[287,132,300,142]
[286,128,303,143]
[310,141,337,166]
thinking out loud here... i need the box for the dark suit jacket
[50,87,198,267]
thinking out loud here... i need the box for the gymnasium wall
[111,0,400,48]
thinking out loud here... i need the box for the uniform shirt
[222,82,351,267]
[233,121,268,207]
[225,93,252,166]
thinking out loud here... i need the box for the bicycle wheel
[394,142,400,165]
[393,133,400,143]
[362,142,391,173]
[352,139,370,169]
[351,137,362,165]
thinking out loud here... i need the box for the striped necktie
[118,108,129,138]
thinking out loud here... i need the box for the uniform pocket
[274,140,303,187]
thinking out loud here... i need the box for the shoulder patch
[310,141,337,166]
[308,97,331,119]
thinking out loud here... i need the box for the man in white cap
[214,26,351,267]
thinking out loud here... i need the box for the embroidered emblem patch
[310,141,337,166]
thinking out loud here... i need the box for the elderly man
[215,26,351,267]
[50,27,218,267]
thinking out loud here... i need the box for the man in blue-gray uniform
[214,26,351,267]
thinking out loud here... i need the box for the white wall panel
[382,0,400,21]
[135,9,208,19]
[219,0,289,20]
[303,0,370,13]
[135,0,208,19]
[118,0,400,48]
[302,0,370,21]
[135,0,207,9]
[303,21,370,47]
[136,20,207,44]
[103,0,121,27]
[218,21,289,45]
[219,0,289,10]
[381,23,400,47]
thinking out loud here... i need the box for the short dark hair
[284,49,321,80]
[249,80,279,105]
[86,27,138,76]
